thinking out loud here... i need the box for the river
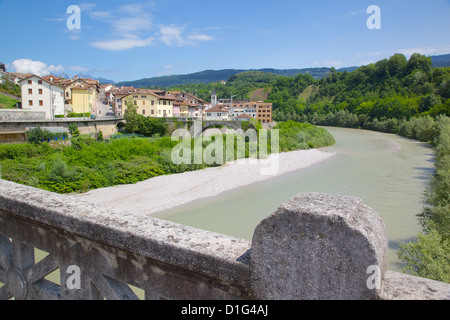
[154,127,435,271]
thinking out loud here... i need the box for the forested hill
[116,66,357,88]
[268,53,450,123]
[116,54,449,88]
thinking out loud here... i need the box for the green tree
[123,100,141,134]
[68,124,80,137]
[398,230,450,283]
[387,53,408,76]
[407,53,432,75]
[139,117,168,137]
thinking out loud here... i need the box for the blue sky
[1,0,450,82]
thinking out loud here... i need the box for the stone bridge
[167,119,253,137]
[0,179,449,300]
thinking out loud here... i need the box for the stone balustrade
[0,179,449,300]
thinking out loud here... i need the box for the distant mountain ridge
[116,53,450,88]
[431,54,450,67]
[116,67,358,88]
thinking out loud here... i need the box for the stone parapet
[0,180,448,300]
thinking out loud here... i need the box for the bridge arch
[116,120,126,131]
[189,120,256,137]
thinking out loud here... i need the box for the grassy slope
[0,93,18,108]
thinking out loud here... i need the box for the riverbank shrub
[395,116,450,283]
[276,120,335,151]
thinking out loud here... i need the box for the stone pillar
[250,193,388,300]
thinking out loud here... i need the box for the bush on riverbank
[397,116,450,283]
[275,121,335,151]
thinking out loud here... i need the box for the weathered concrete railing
[0,179,449,300]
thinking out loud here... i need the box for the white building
[204,106,230,121]
[188,105,202,119]
[19,75,65,119]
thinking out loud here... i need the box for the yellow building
[179,102,189,117]
[64,78,100,115]
[121,89,175,117]
[71,88,92,114]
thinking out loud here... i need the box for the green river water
[154,127,435,271]
[1,126,435,298]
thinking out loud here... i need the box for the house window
[207,113,211,116]
[38,80,42,85]
[151,100,154,106]
[28,89,32,94]
[217,113,221,116]
[143,109,146,115]
[39,89,43,95]
[134,101,137,105]
[66,92,69,97]
[163,101,166,105]
[39,100,43,106]
[28,80,32,85]
[143,100,145,105]
[151,110,154,115]
[29,100,33,106]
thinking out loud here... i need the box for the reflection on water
[154,127,435,271]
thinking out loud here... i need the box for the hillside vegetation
[0,94,18,108]
[116,53,449,89]
[269,53,449,123]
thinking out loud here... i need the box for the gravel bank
[72,149,336,216]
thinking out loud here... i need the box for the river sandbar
[72,149,336,216]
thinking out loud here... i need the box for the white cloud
[89,2,155,51]
[11,59,64,76]
[89,2,154,36]
[91,37,154,51]
[158,25,214,46]
[159,25,186,46]
[88,2,214,51]
[187,34,214,42]
[397,44,450,56]
[355,44,450,62]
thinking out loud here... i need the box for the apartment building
[256,103,273,123]
[230,101,272,123]
[19,75,65,119]
[64,78,100,115]
[111,87,137,117]
[121,89,176,118]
